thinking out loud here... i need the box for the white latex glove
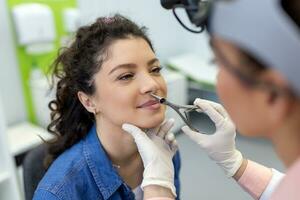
[182,98,243,177]
[122,119,178,197]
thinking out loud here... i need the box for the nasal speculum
[150,93,201,132]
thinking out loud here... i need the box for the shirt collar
[83,124,123,200]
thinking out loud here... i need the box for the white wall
[78,0,212,61]
[0,0,27,126]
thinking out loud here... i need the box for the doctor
[122,0,300,199]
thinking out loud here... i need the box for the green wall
[7,0,77,123]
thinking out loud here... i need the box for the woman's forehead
[100,38,157,70]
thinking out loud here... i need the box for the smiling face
[91,37,167,129]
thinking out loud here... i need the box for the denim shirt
[33,125,181,200]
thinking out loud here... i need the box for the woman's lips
[138,100,160,110]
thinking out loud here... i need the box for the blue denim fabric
[33,125,181,200]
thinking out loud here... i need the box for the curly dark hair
[45,14,154,168]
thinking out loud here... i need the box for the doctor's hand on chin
[122,119,178,200]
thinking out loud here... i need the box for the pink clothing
[270,158,300,200]
[148,158,299,200]
[237,160,273,199]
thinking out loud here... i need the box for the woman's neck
[95,117,144,188]
[95,117,140,166]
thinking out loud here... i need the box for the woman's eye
[118,73,134,81]
[151,66,163,74]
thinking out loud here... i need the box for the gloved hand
[182,98,243,177]
[122,119,178,197]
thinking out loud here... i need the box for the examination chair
[23,144,47,200]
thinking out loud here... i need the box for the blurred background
[0,0,284,199]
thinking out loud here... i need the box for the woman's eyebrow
[109,63,136,75]
[147,58,159,66]
[109,58,159,75]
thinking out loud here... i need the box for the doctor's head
[46,15,166,164]
[209,0,300,138]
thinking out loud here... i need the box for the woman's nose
[139,74,159,94]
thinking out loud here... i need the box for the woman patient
[33,15,181,199]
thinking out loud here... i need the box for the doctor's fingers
[181,126,211,147]
[157,118,175,138]
[193,99,226,128]
[165,132,178,152]
[122,123,150,143]
[194,98,229,119]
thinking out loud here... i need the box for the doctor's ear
[77,91,98,114]
[262,71,293,123]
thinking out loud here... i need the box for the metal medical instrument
[150,93,201,132]
[160,0,212,33]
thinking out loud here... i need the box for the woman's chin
[135,116,165,129]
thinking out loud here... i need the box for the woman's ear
[77,91,97,114]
